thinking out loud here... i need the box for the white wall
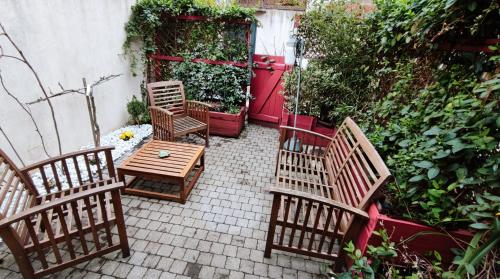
[254,9,302,56]
[0,0,143,165]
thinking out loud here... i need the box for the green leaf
[469,223,490,230]
[409,175,425,182]
[423,126,442,136]
[428,167,440,179]
[413,161,433,168]
[429,189,445,198]
[433,150,450,159]
[398,139,411,147]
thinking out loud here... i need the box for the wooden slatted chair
[0,147,129,278]
[148,80,211,146]
[265,117,391,270]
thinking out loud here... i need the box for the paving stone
[169,260,187,274]
[129,265,148,277]
[253,262,268,277]
[113,263,133,278]
[198,266,215,279]
[211,254,227,268]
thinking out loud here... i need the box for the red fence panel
[248,55,289,126]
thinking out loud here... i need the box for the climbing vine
[123,0,256,73]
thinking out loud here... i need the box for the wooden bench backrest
[324,118,391,211]
[0,150,37,235]
[147,80,186,115]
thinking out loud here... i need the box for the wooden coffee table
[117,140,205,203]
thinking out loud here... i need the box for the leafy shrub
[171,61,248,113]
[370,0,500,54]
[282,2,377,123]
[364,64,499,228]
[123,0,255,73]
[127,96,150,124]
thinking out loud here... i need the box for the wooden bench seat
[265,118,391,270]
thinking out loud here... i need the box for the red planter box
[356,203,472,265]
[280,111,336,147]
[209,106,246,137]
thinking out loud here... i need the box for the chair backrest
[0,150,38,232]
[147,80,186,115]
[324,118,391,211]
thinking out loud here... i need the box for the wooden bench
[264,117,391,270]
[0,147,129,278]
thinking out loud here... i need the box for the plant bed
[356,203,473,266]
[280,111,336,147]
[209,106,246,137]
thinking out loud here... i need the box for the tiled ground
[0,124,328,278]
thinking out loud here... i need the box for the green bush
[282,2,377,124]
[127,96,150,124]
[364,64,499,228]
[171,61,248,113]
[123,0,255,73]
[370,0,500,54]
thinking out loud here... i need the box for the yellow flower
[119,130,134,141]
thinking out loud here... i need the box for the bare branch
[0,125,25,166]
[0,70,51,158]
[24,74,121,105]
[0,21,62,155]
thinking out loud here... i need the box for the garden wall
[0,0,143,165]
[254,9,301,56]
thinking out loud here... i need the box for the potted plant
[172,60,248,137]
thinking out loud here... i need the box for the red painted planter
[280,111,336,147]
[356,203,472,265]
[209,106,246,137]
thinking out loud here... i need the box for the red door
[248,55,289,126]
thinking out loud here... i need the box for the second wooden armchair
[148,80,211,146]
[0,147,129,278]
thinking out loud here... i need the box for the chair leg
[205,129,209,147]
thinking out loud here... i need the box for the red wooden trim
[164,14,252,25]
[150,54,248,68]
[248,113,280,123]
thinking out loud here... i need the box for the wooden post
[265,193,281,258]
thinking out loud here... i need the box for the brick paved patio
[0,124,328,279]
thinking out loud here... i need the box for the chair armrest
[268,186,369,219]
[186,100,212,109]
[150,106,175,141]
[0,182,125,229]
[150,106,174,116]
[186,101,210,123]
[279,126,333,142]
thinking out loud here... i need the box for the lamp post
[284,35,305,152]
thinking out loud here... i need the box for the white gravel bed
[29,124,152,195]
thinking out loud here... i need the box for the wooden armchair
[148,80,211,146]
[0,147,129,278]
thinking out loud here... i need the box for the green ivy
[364,64,499,227]
[123,0,256,73]
[171,61,247,113]
[370,0,500,54]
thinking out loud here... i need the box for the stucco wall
[0,0,143,165]
[254,9,301,56]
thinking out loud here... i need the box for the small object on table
[159,150,170,158]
